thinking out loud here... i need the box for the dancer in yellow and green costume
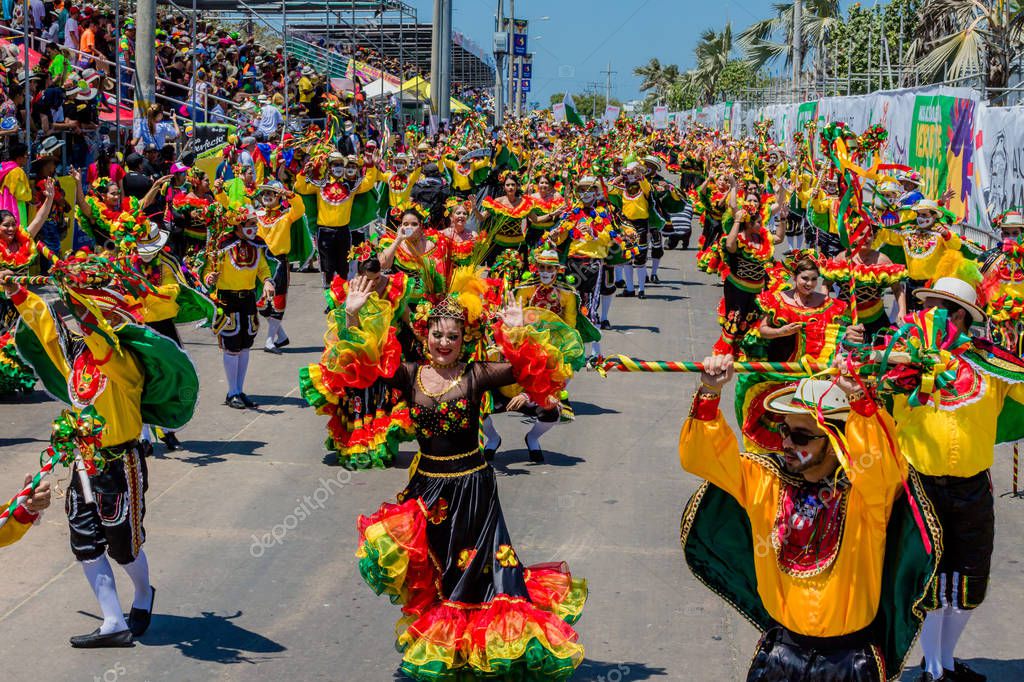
[681,354,940,681]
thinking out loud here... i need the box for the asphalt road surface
[1,247,1022,682]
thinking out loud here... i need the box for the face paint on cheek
[792,449,814,464]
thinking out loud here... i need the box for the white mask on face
[538,271,556,285]
[241,225,258,240]
[261,193,276,206]
[916,214,935,229]
[140,250,159,263]
[330,166,345,178]
[579,190,598,205]
[344,167,359,180]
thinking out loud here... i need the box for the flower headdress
[444,197,472,217]
[348,240,374,263]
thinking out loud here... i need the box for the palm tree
[694,23,736,102]
[634,58,681,103]
[738,1,842,75]
[909,0,1023,97]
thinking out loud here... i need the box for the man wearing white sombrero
[679,355,938,681]
[891,277,1024,681]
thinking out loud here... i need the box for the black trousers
[919,470,994,610]
[747,626,885,682]
[317,225,352,289]
[67,443,148,565]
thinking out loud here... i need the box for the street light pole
[493,0,506,126]
[792,0,802,102]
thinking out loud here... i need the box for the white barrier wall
[669,87,1024,235]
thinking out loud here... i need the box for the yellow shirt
[610,178,652,221]
[875,228,961,280]
[14,289,144,446]
[2,166,32,203]
[679,402,906,637]
[141,258,181,323]
[515,285,577,329]
[257,198,305,256]
[384,167,422,208]
[893,370,1024,477]
[440,157,489,191]
[293,169,378,228]
[206,240,272,291]
[298,76,314,103]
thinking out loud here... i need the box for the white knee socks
[265,318,284,348]
[600,295,613,324]
[920,609,945,678]
[236,349,250,395]
[636,263,647,293]
[120,549,152,611]
[623,264,635,292]
[525,420,555,450]
[941,607,972,671]
[81,556,128,634]
[223,352,240,396]
[650,257,661,279]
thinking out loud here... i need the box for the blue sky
[405,0,801,105]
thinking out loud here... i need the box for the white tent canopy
[364,78,402,99]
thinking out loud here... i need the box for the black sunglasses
[778,422,827,447]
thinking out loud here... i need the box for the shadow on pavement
[0,436,48,447]
[608,324,661,333]
[171,439,267,466]
[898,658,1024,680]
[244,394,308,408]
[0,390,55,405]
[138,610,287,663]
[576,659,670,680]
[570,401,621,417]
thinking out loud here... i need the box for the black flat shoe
[649,274,660,284]
[263,345,283,355]
[637,291,646,299]
[128,586,156,637]
[160,433,180,452]
[526,438,544,463]
[275,337,290,348]
[227,395,246,409]
[483,438,501,461]
[618,290,635,298]
[239,393,259,409]
[599,319,611,330]
[69,628,133,648]
[615,279,625,288]
[950,660,986,682]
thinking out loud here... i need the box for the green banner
[908,94,953,200]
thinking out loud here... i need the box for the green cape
[16,319,199,430]
[680,463,940,681]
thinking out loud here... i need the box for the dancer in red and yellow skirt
[475,171,535,266]
[439,198,478,268]
[300,242,416,468]
[334,267,586,680]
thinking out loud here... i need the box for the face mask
[916,215,935,229]
[261,194,276,206]
[394,163,407,173]
[538,271,556,285]
[579,190,597,205]
[330,166,344,178]
[344,167,358,180]
[140,250,159,263]
[241,225,258,240]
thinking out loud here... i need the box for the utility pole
[135,0,156,121]
[430,0,441,116]
[508,0,516,118]
[601,61,616,110]
[792,0,802,102]
[494,0,506,126]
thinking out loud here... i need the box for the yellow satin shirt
[679,402,906,636]
[893,372,1024,477]
[14,289,144,446]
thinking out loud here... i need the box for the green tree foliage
[826,0,920,95]
[549,92,623,117]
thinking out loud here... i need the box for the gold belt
[419,448,480,462]
[417,463,488,478]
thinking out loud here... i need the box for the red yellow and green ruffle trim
[0,230,35,270]
[356,500,587,681]
[481,196,536,219]
[819,259,907,288]
[493,314,583,406]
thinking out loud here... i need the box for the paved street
[1,247,1022,682]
